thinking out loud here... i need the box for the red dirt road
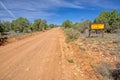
[0,28,65,80]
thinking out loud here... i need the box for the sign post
[89,23,105,38]
[102,30,104,38]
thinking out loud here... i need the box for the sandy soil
[0,28,69,80]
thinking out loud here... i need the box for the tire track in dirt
[0,28,63,80]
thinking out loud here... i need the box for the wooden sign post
[102,30,104,38]
[89,23,105,38]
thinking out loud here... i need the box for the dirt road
[0,28,64,80]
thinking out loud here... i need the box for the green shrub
[94,62,113,80]
[79,45,85,51]
[67,59,74,63]
[64,28,80,42]
[116,62,120,68]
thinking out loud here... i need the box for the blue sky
[0,0,120,24]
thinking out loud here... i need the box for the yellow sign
[91,23,105,30]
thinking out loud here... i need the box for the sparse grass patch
[109,50,117,55]
[116,62,120,68]
[79,45,85,51]
[91,62,113,80]
[67,59,74,63]
[112,40,119,44]
[63,28,80,42]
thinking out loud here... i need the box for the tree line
[62,9,120,33]
[0,9,120,37]
[61,9,120,41]
[0,17,57,36]
[94,9,120,33]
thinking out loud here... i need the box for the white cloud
[3,0,83,10]
[74,0,120,9]
[0,1,16,18]
[0,0,83,21]
[14,11,57,19]
[47,0,83,9]
[1,0,119,23]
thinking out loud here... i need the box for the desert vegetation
[61,20,91,42]
[61,9,120,80]
[0,17,57,45]
[62,9,120,40]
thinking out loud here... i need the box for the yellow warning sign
[91,23,105,30]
